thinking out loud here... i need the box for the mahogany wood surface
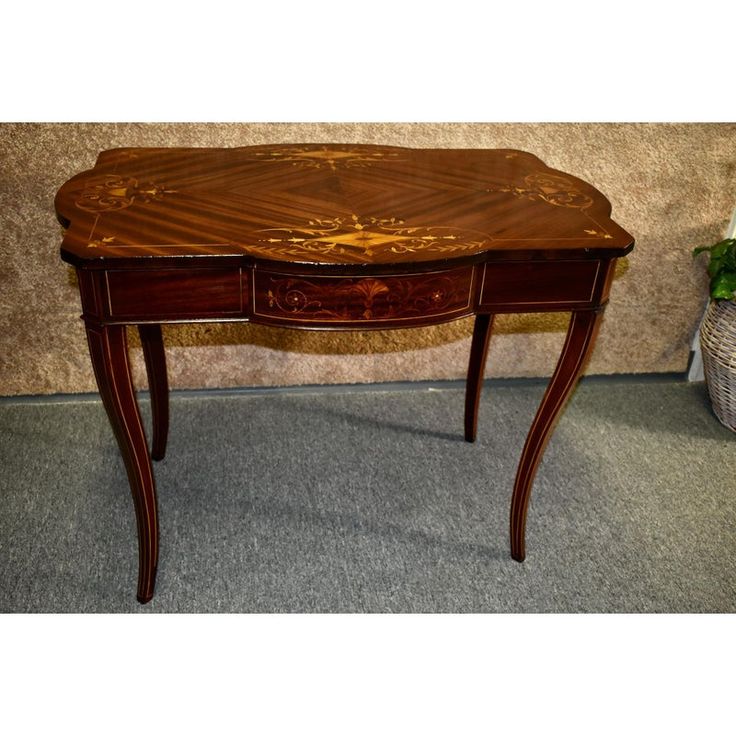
[138,324,169,462]
[509,307,606,561]
[55,145,634,603]
[84,324,158,603]
[464,314,495,443]
[252,266,475,328]
[56,144,632,268]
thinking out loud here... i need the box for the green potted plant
[693,238,736,431]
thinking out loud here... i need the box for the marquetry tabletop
[56,144,633,268]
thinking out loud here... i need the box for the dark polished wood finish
[56,144,634,602]
[84,324,158,603]
[138,324,169,461]
[464,314,494,442]
[509,307,606,561]
[252,265,475,328]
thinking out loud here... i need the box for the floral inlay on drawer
[253,267,475,323]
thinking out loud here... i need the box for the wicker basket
[700,299,736,432]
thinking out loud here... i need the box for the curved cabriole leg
[85,324,159,604]
[138,324,169,461]
[510,308,605,562]
[464,313,495,442]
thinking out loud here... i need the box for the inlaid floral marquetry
[88,235,116,249]
[253,268,475,323]
[245,145,404,171]
[491,173,595,209]
[75,175,177,213]
[583,229,614,239]
[55,144,633,265]
[247,214,489,262]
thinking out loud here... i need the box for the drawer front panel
[480,260,600,308]
[253,267,475,325]
[105,268,244,318]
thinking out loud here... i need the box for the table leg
[465,313,495,442]
[138,324,169,461]
[85,324,159,603]
[510,307,604,561]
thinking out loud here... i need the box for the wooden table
[56,144,634,603]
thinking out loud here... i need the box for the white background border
[2,1,734,733]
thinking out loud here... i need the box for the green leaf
[710,239,734,259]
[708,256,723,278]
[695,239,736,300]
[711,271,736,300]
[724,247,736,271]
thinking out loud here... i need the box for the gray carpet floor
[1,378,734,613]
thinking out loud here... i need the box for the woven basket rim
[701,299,736,432]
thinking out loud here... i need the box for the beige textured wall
[1,123,734,396]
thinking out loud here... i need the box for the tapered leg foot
[509,308,604,561]
[138,324,169,461]
[86,324,159,603]
[464,313,494,442]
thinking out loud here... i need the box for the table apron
[77,259,615,326]
[477,259,611,313]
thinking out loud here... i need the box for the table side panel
[103,267,247,321]
[478,259,611,312]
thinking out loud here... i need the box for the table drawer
[479,260,601,308]
[105,268,244,319]
[252,266,475,326]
